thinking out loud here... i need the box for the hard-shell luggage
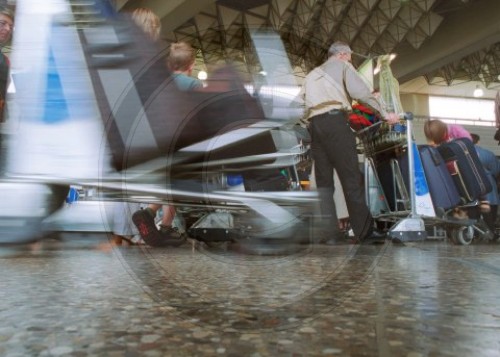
[437,138,492,203]
[419,145,461,210]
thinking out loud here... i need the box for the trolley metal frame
[359,113,488,245]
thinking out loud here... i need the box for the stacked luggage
[418,144,461,211]
[436,138,492,204]
[419,138,491,212]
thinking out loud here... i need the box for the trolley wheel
[450,225,474,245]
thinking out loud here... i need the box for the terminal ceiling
[117,0,500,96]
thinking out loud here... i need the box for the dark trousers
[310,110,373,240]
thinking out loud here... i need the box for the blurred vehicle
[0,0,316,250]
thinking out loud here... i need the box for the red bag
[348,103,381,131]
[349,113,373,131]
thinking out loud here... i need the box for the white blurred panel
[5,0,111,179]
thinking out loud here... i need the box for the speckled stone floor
[1,233,499,357]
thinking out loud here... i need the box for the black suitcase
[419,145,461,209]
[437,138,492,203]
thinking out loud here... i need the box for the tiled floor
[1,233,499,356]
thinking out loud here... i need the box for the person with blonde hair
[130,7,161,42]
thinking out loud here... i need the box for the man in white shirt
[299,41,399,244]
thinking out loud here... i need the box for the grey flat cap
[328,42,352,55]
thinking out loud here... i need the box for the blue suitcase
[437,138,492,203]
[419,145,461,210]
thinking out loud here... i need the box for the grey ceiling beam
[391,0,500,83]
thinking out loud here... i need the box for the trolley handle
[400,112,413,121]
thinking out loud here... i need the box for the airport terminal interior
[1,0,500,356]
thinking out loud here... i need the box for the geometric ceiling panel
[324,0,347,18]
[248,4,270,17]
[272,0,295,17]
[295,0,314,25]
[357,23,380,49]
[358,0,378,10]
[293,1,314,38]
[119,0,500,92]
[376,32,399,54]
[416,11,442,37]
[194,13,219,37]
[405,27,430,50]
[244,12,267,30]
[386,18,410,42]
[340,16,361,42]
[347,1,371,27]
[218,6,241,30]
[412,0,437,12]
[397,4,423,29]
[269,6,283,29]
[318,10,336,37]
[377,0,402,21]
[370,10,392,35]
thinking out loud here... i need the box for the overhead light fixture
[473,84,484,98]
[197,70,207,81]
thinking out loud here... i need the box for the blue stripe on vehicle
[42,49,69,124]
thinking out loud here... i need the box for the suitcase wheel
[448,225,474,245]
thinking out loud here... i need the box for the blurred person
[132,41,202,247]
[470,133,500,236]
[109,7,162,246]
[167,42,202,91]
[130,7,161,42]
[298,41,399,244]
[0,5,13,122]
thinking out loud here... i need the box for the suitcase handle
[437,145,457,162]
[428,148,442,166]
[420,145,444,166]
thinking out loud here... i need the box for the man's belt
[304,100,346,119]
[327,108,347,115]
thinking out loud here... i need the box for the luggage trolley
[358,113,482,245]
